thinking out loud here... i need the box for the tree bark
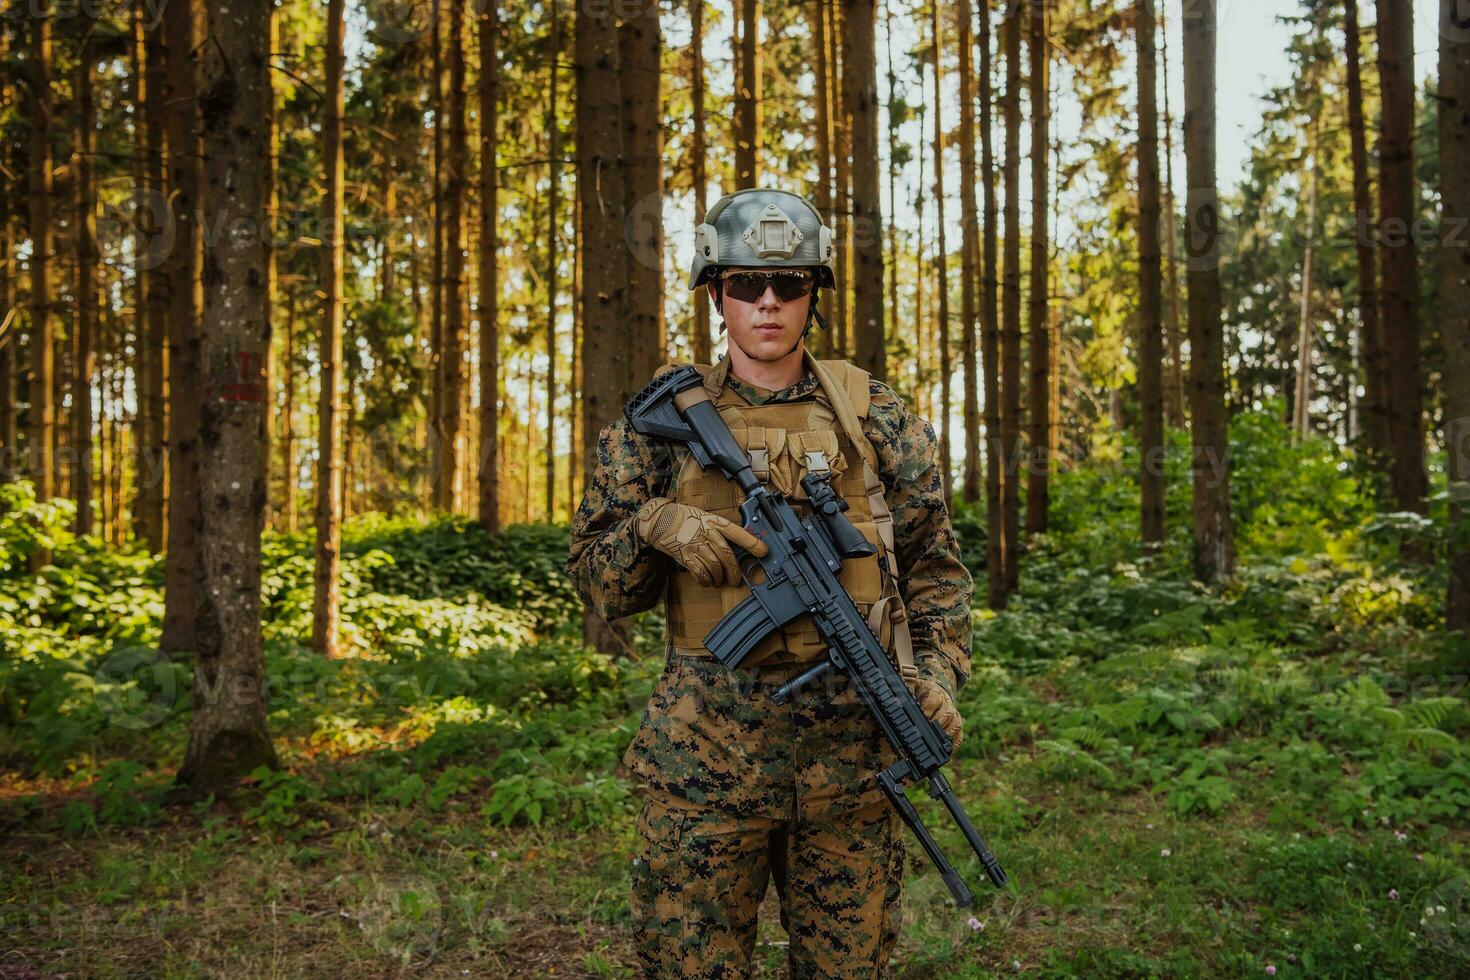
[161,0,205,647]
[1025,0,1051,536]
[833,0,851,355]
[621,0,666,383]
[1291,138,1319,442]
[312,0,346,658]
[26,8,55,538]
[1440,0,1470,630]
[1138,0,1165,551]
[178,0,281,795]
[1345,0,1384,458]
[140,0,170,550]
[0,19,13,472]
[736,0,760,186]
[692,0,711,362]
[435,0,468,512]
[1161,2,1185,428]
[575,0,635,655]
[957,0,980,505]
[1181,0,1235,582]
[478,0,502,533]
[930,0,953,503]
[1376,0,1426,515]
[74,47,98,537]
[980,0,1004,608]
[280,290,295,533]
[845,0,885,380]
[1000,1,1022,594]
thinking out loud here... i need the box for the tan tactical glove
[908,672,963,752]
[634,497,769,588]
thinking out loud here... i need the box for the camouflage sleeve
[565,414,674,622]
[864,382,974,694]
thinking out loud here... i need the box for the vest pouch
[779,430,849,501]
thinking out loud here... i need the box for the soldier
[567,188,973,977]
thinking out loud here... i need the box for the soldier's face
[707,267,813,363]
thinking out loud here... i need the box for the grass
[1,412,1466,977]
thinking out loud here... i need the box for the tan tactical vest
[662,351,917,679]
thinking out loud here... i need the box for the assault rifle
[625,365,1007,907]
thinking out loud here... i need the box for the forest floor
[2,413,1467,978]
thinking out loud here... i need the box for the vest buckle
[805,450,830,474]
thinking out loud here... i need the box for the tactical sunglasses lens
[723,272,814,303]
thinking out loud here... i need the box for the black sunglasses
[719,269,816,304]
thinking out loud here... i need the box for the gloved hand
[634,497,769,588]
[908,672,963,752]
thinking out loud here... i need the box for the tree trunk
[430,0,446,507]
[1345,0,1384,459]
[436,0,468,512]
[312,0,346,658]
[260,1,277,530]
[178,0,281,795]
[0,19,13,472]
[736,0,760,186]
[957,0,980,505]
[884,0,899,362]
[478,0,502,533]
[621,0,666,383]
[1137,0,1164,551]
[281,290,295,533]
[74,49,98,537]
[546,6,561,522]
[26,9,55,543]
[1181,0,1235,582]
[930,0,953,503]
[1440,0,1469,630]
[1376,0,1426,515]
[575,0,635,656]
[161,0,205,648]
[1292,139,1319,442]
[833,0,851,355]
[1025,0,1051,536]
[1000,1,1022,594]
[845,0,885,380]
[980,0,1004,608]
[1161,2,1185,428]
[692,0,712,362]
[140,0,170,550]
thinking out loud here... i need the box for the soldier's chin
[745,329,799,360]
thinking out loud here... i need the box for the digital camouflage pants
[625,652,907,977]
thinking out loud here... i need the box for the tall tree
[691,0,711,362]
[436,0,468,511]
[1441,0,1469,630]
[1181,0,1235,581]
[179,0,281,793]
[0,16,13,471]
[138,0,169,550]
[1161,2,1185,428]
[846,0,885,379]
[26,6,55,535]
[1137,0,1165,551]
[957,0,980,503]
[1291,135,1320,441]
[1025,0,1051,536]
[621,0,665,383]
[161,0,205,645]
[930,0,954,502]
[736,0,760,186]
[1344,0,1383,456]
[478,0,502,533]
[74,42,99,536]
[1000,0,1022,593]
[313,0,346,658]
[1376,0,1426,515]
[980,0,1005,608]
[575,0,634,654]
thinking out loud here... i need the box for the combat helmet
[689,187,835,334]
